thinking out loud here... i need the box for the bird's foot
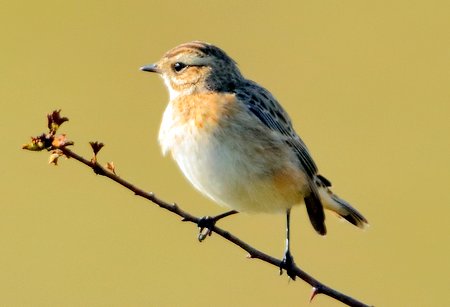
[279,250,297,280]
[197,210,238,242]
[197,216,216,242]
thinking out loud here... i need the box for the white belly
[159,103,306,213]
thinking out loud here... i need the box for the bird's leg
[280,208,297,280]
[197,210,238,241]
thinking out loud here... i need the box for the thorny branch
[23,110,372,307]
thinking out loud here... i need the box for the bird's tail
[316,175,368,228]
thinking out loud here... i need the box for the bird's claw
[279,250,297,280]
[197,216,215,242]
[196,211,238,242]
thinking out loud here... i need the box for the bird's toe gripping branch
[280,249,297,280]
[194,210,239,242]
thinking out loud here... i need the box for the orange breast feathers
[170,92,238,130]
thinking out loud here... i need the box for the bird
[140,41,368,278]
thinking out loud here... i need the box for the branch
[22,110,372,307]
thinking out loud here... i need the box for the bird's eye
[173,62,187,72]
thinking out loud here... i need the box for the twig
[23,110,372,307]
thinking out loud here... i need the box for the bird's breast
[157,92,307,212]
[158,92,246,206]
[158,92,238,155]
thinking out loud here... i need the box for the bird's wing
[235,81,318,178]
[235,81,326,235]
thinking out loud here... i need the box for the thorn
[246,253,253,259]
[138,191,154,198]
[310,287,320,303]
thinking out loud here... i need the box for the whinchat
[141,41,368,277]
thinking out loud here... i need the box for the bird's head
[141,41,243,100]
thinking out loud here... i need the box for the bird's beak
[140,63,160,73]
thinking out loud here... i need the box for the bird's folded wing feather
[235,81,318,178]
[236,81,326,235]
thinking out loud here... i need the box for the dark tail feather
[304,189,327,235]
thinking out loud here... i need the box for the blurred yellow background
[2,0,449,306]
